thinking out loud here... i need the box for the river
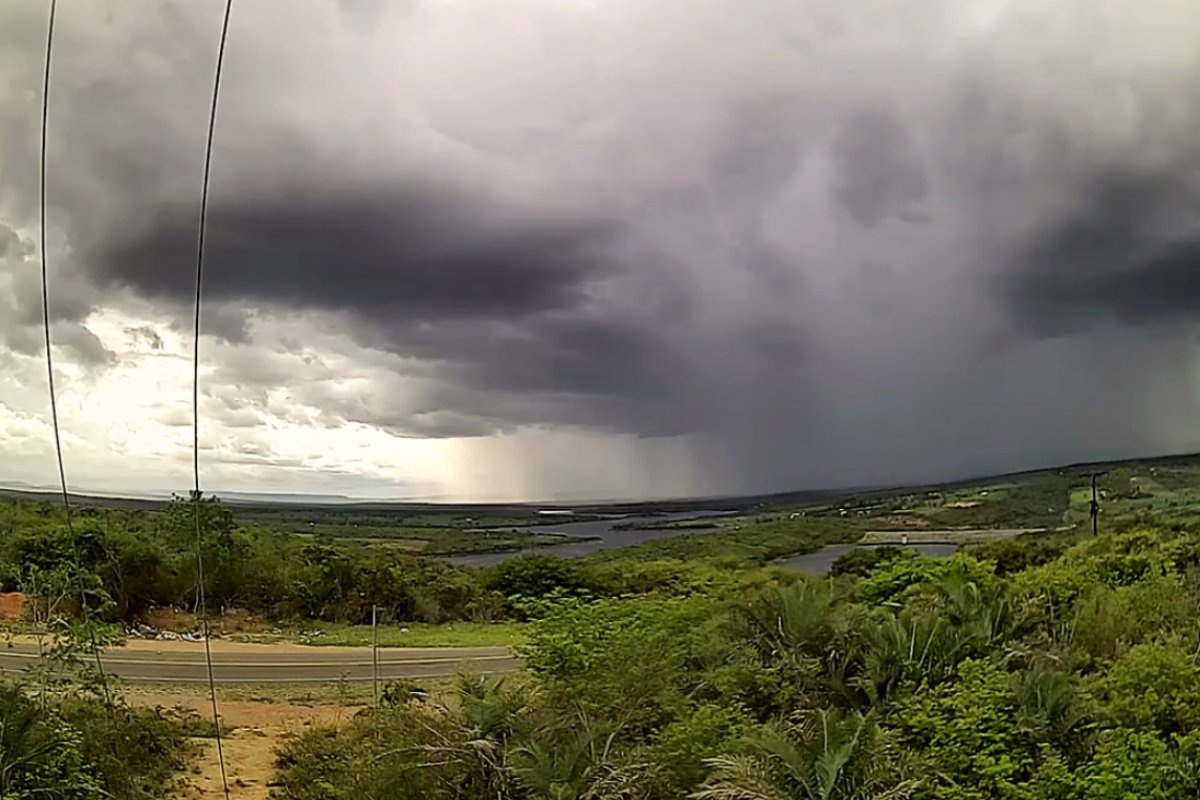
[775,543,959,575]
[447,510,734,567]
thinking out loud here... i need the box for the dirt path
[859,528,1041,545]
[128,689,361,800]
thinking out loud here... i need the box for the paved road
[0,640,519,684]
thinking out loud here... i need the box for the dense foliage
[0,683,188,800]
[0,498,843,627]
[276,523,1200,799]
[13,454,1200,798]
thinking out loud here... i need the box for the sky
[2,0,1200,502]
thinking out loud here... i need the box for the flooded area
[446,513,971,570]
[775,543,959,575]
[447,510,733,566]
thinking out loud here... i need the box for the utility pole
[1089,472,1107,536]
[371,605,380,709]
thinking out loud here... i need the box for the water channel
[774,543,959,575]
[447,510,734,567]
[447,510,963,570]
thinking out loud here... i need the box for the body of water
[447,510,733,567]
[775,543,959,575]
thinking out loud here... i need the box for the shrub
[1091,642,1200,735]
[60,702,188,800]
[0,684,99,800]
[830,545,907,578]
[895,659,1036,799]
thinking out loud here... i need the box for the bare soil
[127,688,360,800]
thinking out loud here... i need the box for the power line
[40,0,111,706]
[192,2,236,798]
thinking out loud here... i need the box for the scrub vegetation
[8,453,1200,797]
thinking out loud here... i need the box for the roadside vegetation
[8,454,1200,797]
[0,634,195,800]
[275,521,1200,799]
[0,496,851,631]
[264,620,528,648]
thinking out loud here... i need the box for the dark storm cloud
[97,188,617,323]
[742,319,808,367]
[6,0,1200,499]
[195,304,253,345]
[94,176,745,438]
[207,309,709,439]
[124,325,164,351]
[710,94,808,212]
[1002,168,1200,336]
[830,106,928,227]
[0,224,21,258]
[52,322,116,367]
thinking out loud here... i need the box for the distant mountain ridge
[4,449,1200,513]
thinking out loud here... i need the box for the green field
[253,620,527,648]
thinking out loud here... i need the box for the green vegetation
[587,515,864,563]
[275,521,1200,799]
[0,686,188,800]
[0,627,192,800]
[0,497,853,631]
[231,505,601,534]
[274,620,528,648]
[180,503,601,553]
[12,453,1200,797]
[0,496,502,626]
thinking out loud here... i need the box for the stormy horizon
[3,0,1200,502]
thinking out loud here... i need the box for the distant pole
[371,605,380,709]
[1089,472,1106,536]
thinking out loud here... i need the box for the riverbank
[447,510,738,566]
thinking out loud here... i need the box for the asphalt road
[0,640,519,684]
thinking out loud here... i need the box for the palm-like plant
[0,685,53,796]
[459,675,530,741]
[694,710,917,800]
[732,581,838,662]
[0,684,99,799]
[415,676,532,799]
[508,708,655,800]
[858,613,961,703]
[731,581,866,706]
[1011,660,1092,751]
[934,572,1020,650]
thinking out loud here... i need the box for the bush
[522,594,731,737]
[1065,728,1200,800]
[0,684,101,800]
[0,683,187,800]
[895,658,1036,799]
[485,555,591,606]
[830,545,907,578]
[965,536,1067,575]
[274,707,451,800]
[61,702,188,800]
[1092,643,1200,735]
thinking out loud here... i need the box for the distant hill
[4,449,1199,515]
[206,491,358,505]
